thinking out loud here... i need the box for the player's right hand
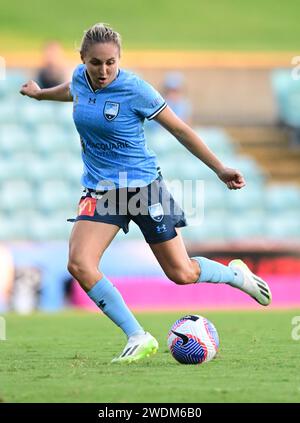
[217,166,246,190]
[20,80,42,100]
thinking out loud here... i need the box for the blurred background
[0,0,300,313]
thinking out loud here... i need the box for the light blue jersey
[70,64,167,189]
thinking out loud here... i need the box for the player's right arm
[20,80,73,102]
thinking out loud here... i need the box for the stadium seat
[0,180,35,213]
[146,128,183,156]
[28,156,83,187]
[18,99,57,125]
[171,183,205,226]
[160,154,217,181]
[0,213,30,240]
[29,214,73,241]
[271,69,300,127]
[265,212,300,239]
[265,184,300,214]
[183,211,228,241]
[168,180,225,215]
[226,211,265,240]
[194,126,236,157]
[52,102,74,128]
[0,156,35,182]
[0,71,28,99]
[0,124,33,157]
[228,182,265,213]
[271,69,291,118]
[34,124,73,156]
[226,156,266,184]
[0,81,9,99]
[202,182,227,210]
[0,161,15,183]
[37,180,77,213]
[148,126,237,161]
[0,217,14,240]
[285,88,300,128]
[0,99,19,124]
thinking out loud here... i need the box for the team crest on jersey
[148,203,164,222]
[104,101,120,121]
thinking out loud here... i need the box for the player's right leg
[228,259,272,306]
[149,229,271,306]
[136,172,271,306]
[68,220,158,362]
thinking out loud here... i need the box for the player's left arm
[154,106,245,190]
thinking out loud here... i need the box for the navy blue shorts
[68,175,187,244]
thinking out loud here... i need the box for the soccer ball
[167,314,219,364]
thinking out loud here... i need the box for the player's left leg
[149,229,272,306]
[68,220,158,363]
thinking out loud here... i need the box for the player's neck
[85,71,98,91]
[86,69,120,92]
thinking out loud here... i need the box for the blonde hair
[80,23,121,57]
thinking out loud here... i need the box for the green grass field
[0,0,300,51]
[0,309,299,403]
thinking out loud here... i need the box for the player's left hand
[216,167,246,190]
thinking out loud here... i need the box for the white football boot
[111,332,159,363]
[228,259,272,306]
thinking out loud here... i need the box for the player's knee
[167,266,196,285]
[67,257,89,280]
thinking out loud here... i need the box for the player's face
[82,42,120,90]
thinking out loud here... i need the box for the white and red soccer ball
[167,315,219,364]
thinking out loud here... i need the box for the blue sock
[87,276,144,338]
[192,256,243,286]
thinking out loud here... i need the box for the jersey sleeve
[133,78,167,120]
[69,64,85,98]
[69,79,74,98]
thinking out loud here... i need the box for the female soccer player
[20,23,272,363]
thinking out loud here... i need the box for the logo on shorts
[104,101,120,121]
[148,203,164,222]
[156,224,167,234]
[78,197,97,216]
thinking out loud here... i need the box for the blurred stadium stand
[271,69,300,135]
[0,69,300,244]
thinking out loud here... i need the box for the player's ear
[80,54,85,64]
